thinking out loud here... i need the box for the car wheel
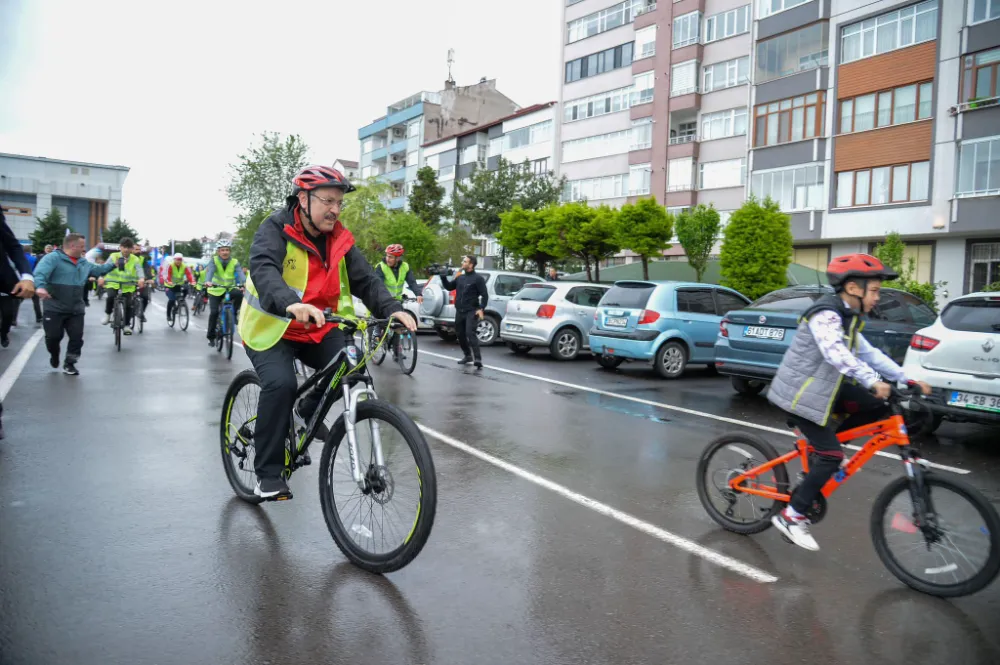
[731,376,767,396]
[476,316,499,346]
[436,329,457,342]
[550,328,581,361]
[654,341,687,379]
[507,342,531,355]
[595,354,624,370]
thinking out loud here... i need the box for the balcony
[950,95,1000,115]
[370,146,388,161]
[385,168,407,183]
[389,140,408,155]
[387,197,406,210]
[667,112,698,158]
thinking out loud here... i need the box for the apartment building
[423,102,557,263]
[357,79,520,210]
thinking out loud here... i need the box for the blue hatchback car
[589,281,751,378]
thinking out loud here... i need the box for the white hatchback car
[901,292,1000,432]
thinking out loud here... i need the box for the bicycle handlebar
[323,308,407,330]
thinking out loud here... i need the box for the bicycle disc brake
[363,464,395,505]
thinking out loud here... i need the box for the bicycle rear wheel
[871,474,1000,597]
[319,399,437,573]
[396,330,418,375]
[178,302,189,331]
[220,369,264,504]
[696,432,789,535]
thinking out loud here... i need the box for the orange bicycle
[696,385,1000,597]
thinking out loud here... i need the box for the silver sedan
[500,281,610,360]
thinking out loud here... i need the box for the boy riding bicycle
[767,253,931,551]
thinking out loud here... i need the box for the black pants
[31,294,42,322]
[0,295,16,339]
[245,328,345,480]
[43,308,85,362]
[104,289,136,325]
[165,285,188,319]
[788,381,889,514]
[208,290,243,339]
[454,310,481,361]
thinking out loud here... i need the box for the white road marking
[0,330,44,401]
[418,424,779,584]
[419,349,970,476]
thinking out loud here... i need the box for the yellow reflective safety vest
[208,257,240,297]
[238,241,355,352]
[104,253,142,293]
[377,261,409,300]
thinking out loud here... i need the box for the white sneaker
[101,314,111,325]
[772,510,819,551]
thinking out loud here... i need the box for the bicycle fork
[901,448,941,546]
[341,382,385,488]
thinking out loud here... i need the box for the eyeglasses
[311,193,343,208]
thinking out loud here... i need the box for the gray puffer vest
[767,295,864,426]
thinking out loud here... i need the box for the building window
[668,157,694,191]
[567,0,654,44]
[562,129,632,162]
[564,86,633,122]
[635,25,657,59]
[438,165,455,180]
[702,57,749,93]
[630,118,653,150]
[563,174,629,202]
[972,0,1000,24]
[756,22,829,84]
[752,164,826,211]
[565,42,634,83]
[489,136,502,157]
[961,48,1000,103]
[701,108,748,141]
[503,120,552,152]
[754,92,825,146]
[407,150,420,168]
[532,159,550,176]
[672,61,699,96]
[758,0,810,19]
[704,5,750,43]
[840,1,938,65]
[629,163,652,195]
[673,12,701,48]
[835,161,930,207]
[969,242,1000,292]
[700,158,746,189]
[957,136,1000,197]
[839,82,932,133]
[632,71,656,105]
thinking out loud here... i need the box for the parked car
[419,269,545,346]
[899,292,1000,432]
[500,281,610,360]
[589,281,751,378]
[351,284,428,329]
[714,285,938,395]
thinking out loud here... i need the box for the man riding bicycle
[204,240,245,346]
[99,237,145,334]
[239,164,415,499]
[375,244,423,357]
[767,253,931,551]
[164,253,195,322]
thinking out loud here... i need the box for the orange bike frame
[727,414,911,502]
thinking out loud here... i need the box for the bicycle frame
[727,413,914,502]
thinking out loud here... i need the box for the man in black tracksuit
[439,255,488,368]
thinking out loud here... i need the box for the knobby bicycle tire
[220,368,264,505]
[319,399,437,574]
[696,432,789,535]
[870,474,1000,597]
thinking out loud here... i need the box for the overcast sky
[0,0,563,244]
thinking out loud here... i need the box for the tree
[29,209,69,253]
[232,209,269,266]
[174,238,204,258]
[498,206,564,276]
[408,166,450,229]
[371,211,438,273]
[340,179,395,264]
[616,197,674,280]
[872,232,947,310]
[515,159,565,212]
[226,132,309,215]
[675,204,721,283]
[104,217,140,244]
[541,202,621,282]
[719,196,793,300]
[452,158,565,237]
[437,224,476,267]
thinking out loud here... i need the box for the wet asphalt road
[1,293,999,665]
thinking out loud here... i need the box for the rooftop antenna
[446,48,455,84]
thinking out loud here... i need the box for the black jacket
[249,207,402,320]
[0,210,33,294]
[440,269,488,314]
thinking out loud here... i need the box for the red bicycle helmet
[826,253,898,288]
[291,165,356,195]
[385,244,404,257]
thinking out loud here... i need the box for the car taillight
[910,334,939,351]
[537,304,556,318]
[720,319,730,338]
[638,310,660,325]
[449,290,456,305]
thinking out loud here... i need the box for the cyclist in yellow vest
[238,164,414,500]
[163,253,196,322]
[375,244,423,304]
[98,237,145,334]
[203,240,245,346]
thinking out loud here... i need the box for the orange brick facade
[836,42,936,99]
[834,121,933,172]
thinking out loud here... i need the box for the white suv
[901,292,1000,432]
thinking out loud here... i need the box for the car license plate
[606,317,628,327]
[744,325,785,341]
[948,391,1000,413]
[505,323,523,332]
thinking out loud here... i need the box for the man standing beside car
[439,255,488,368]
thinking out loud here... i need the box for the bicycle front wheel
[371,327,388,366]
[179,302,189,331]
[396,330,418,375]
[319,399,437,574]
[225,309,234,360]
[114,300,123,352]
[871,474,1000,597]
[137,298,145,334]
